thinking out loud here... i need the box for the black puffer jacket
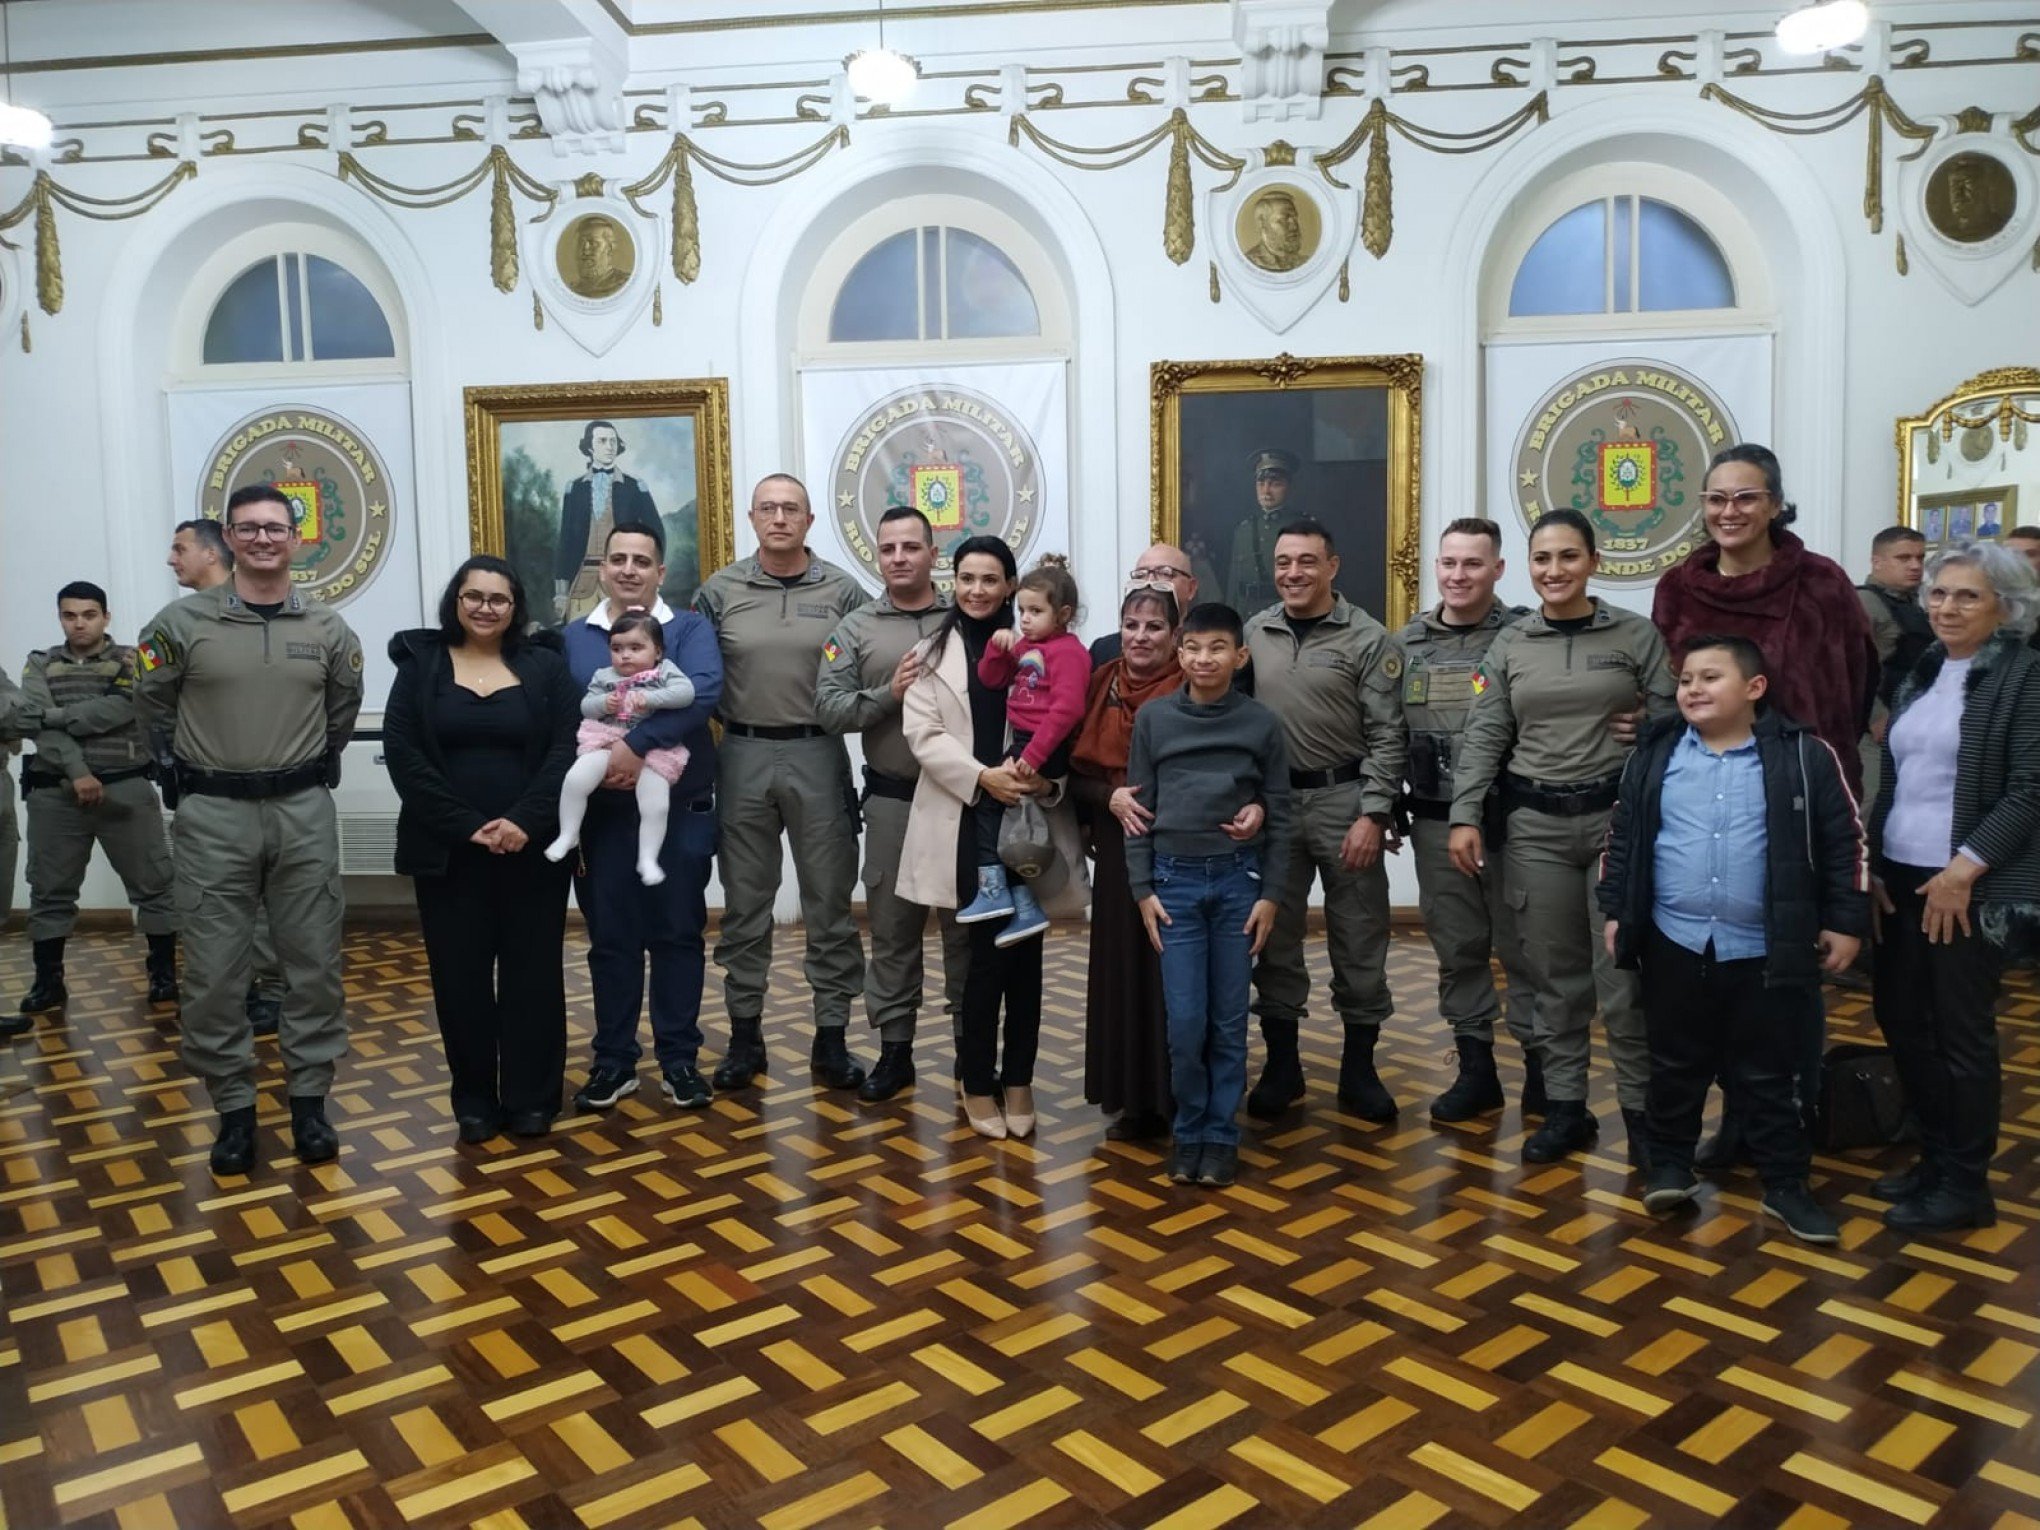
[383,628,581,877]
[1599,709,1870,988]
[1872,629,2040,949]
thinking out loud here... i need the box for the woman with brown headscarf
[1072,585,1184,1139]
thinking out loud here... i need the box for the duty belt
[723,721,826,741]
[176,757,328,800]
[1502,770,1620,817]
[1405,798,1452,822]
[862,767,916,803]
[1290,759,1366,791]
[22,762,152,792]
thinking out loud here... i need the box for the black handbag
[1814,1042,1917,1150]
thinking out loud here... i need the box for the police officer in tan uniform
[15,581,178,1020]
[135,485,364,1175]
[1449,509,1674,1166]
[1396,520,1537,1121]
[695,474,870,1092]
[815,505,967,1102]
[1245,517,1407,1120]
[0,665,32,1030]
[169,517,289,1036]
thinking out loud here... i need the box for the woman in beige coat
[900,536,1087,1139]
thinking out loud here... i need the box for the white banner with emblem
[1484,334,1773,602]
[798,360,1070,594]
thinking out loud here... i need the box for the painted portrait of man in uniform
[1157,359,1418,626]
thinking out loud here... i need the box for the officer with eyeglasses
[134,484,364,1177]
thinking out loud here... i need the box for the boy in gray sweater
[1128,603,1292,1187]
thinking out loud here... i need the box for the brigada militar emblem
[199,406,394,607]
[1510,359,1738,582]
[829,383,1045,586]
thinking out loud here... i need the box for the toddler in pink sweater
[959,555,1092,943]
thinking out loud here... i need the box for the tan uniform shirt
[1246,595,1407,818]
[1394,602,1529,806]
[1449,600,1674,826]
[694,555,868,729]
[133,586,364,772]
[814,592,951,781]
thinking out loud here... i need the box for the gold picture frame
[1151,353,1423,628]
[1895,365,2040,526]
[464,378,734,625]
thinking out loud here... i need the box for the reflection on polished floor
[0,926,2034,1528]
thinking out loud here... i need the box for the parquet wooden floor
[0,925,2035,1530]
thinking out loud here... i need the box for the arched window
[176,226,406,379]
[1485,166,1767,338]
[800,195,1068,362]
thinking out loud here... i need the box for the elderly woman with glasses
[384,557,582,1143]
[1868,539,2040,1233]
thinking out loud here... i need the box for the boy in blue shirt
[1127,604,1291,1187]
[1600,634,1868,1243]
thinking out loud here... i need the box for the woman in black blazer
[385,556,581,1142]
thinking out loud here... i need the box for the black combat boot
[1520,1051,1548,1118]
[1620,1107,1653,1173]
[1245,1018,1305,1119]
[290,1095,339,1164]
[858,1041,915,1102]
[1522,1099,1599,1162]
[18,938,67,1015]
[1431,1036,1504,1122]
[145,933,179,1005]
[810,1028,868,1091]
[1336,1025,1398,1121]
[209,1106,258,1176]
[713,1019,767,1091]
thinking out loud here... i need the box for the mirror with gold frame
[1897,366,2040,552]
[1151,354,1422,627]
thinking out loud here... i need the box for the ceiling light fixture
[844,0,919,107]
[0,1,53,152]
[1775,0,1870,55]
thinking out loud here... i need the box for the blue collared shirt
[1652,726,1768,959]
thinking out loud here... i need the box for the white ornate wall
[3,0,2036,913]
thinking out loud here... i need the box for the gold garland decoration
[1313,94,1548,259]
[0,162,196,316]
[621,127,848,285]
[1011,107,1242,264]
[338,146,557,296]
[1700,78,1934,238]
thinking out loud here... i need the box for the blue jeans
[577,792,716,1075]
[1153,850,1262,1147]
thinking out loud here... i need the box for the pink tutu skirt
[576,718,689,785]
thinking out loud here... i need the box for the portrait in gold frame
[464,379,734,625]
[1151,354,1423,627]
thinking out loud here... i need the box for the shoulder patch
[1471,669,1489,696]
[349,648,364,673]
[1380,652,1404,680]
[823,638,843,664]
[136,630,177,673]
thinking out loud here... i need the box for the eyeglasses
[1925,587,1993,610]
[752,501,806,521]
[1700,490,1772,512]
[228,521,294,541]
[458,591,515,612]
[1129,565,1190,583]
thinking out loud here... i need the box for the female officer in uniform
[1447,509,1676,1166]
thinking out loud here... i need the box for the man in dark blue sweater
[560,521,724,1113]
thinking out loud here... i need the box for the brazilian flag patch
[136,631,176,673]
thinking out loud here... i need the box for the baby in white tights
[545,611,692,884]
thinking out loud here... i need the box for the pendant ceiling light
[844,0,919,107]
[1775,0,1871,54]
[0,1,52,151]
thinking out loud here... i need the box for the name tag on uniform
[1587,652,1630,671]
[1305,652,1345,670]
[798,602,834,620]
[1427,670,1473,704]
[285,642,324,663]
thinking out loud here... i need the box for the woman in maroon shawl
[1653,443,1877,799]
[1652,442,1876,1167]
[1071,585,1183,1140]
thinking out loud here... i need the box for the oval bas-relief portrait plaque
[1234,185,1323,275]
[1925,151,2018,246]
[557,213,637,300]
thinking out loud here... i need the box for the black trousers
[413,842,572,1122]
[957,922,1043,1095]
[1640,924,1813,1186]
[1873,857,2006,1194]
